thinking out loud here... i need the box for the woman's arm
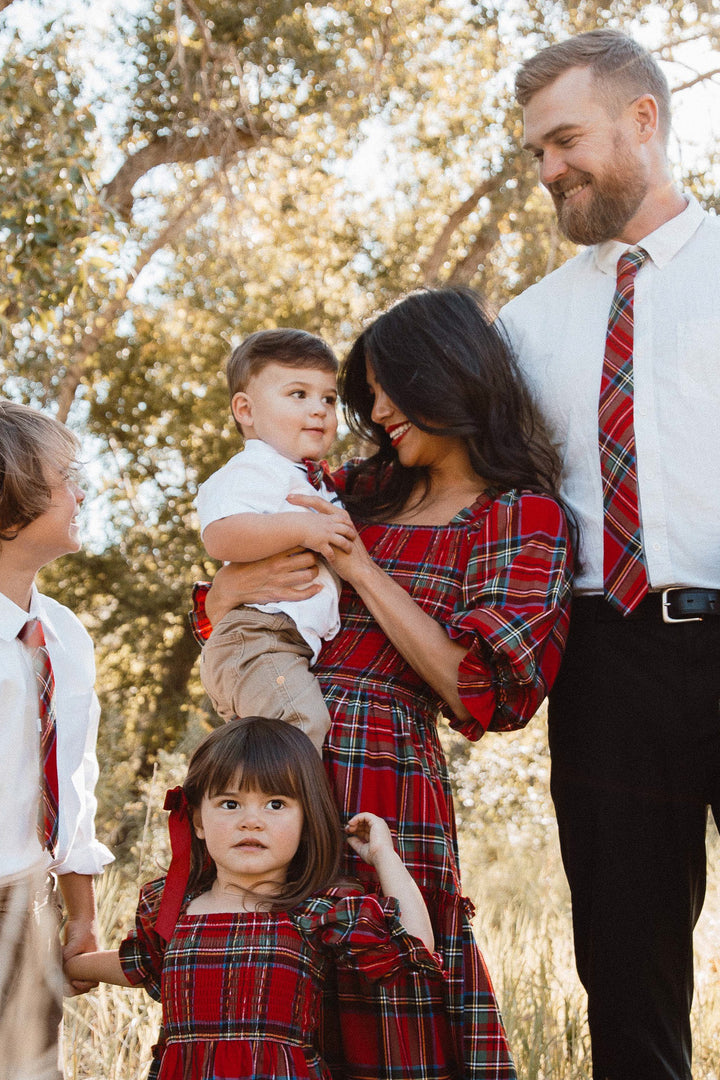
[64,949,131,988]
[288,494,472,719]
[346,813,434,951]
[204,548,325,627]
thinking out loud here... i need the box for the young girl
[65,716,450,1079]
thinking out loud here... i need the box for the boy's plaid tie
[599,248,649,615]
[18,619,59,855]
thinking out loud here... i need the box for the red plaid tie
[18,619,59,855]
[599,249,649,615]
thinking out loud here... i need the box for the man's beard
[550,136,649,245]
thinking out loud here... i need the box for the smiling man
[499,30,720,1080]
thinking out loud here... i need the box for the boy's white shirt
[0,585,114,881]
[196,439,341,663]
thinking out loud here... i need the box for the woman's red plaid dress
[313,475,571,1080]
[118,880,447,1080]
[192,475,572,1079]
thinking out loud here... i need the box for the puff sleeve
[446,490,572,738]
[118,877,169,1001]
[297,894,444,984]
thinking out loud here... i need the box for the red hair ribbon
[155,786,193,942]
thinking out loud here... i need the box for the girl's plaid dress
[118,879,447,1080]
[191,472,572,1080]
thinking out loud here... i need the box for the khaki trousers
[200,607,331,754]
[0,868,63,1080]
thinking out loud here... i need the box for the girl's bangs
[205,736,301,800]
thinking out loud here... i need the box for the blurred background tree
[1,0,719,849]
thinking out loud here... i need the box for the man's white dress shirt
[500,196,720,594]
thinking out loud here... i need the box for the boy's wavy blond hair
[0,399,79,541]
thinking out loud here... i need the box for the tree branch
[55,185,218,422]
[672,67,720,94]
[421,160,520,285]
[100,118,265,221]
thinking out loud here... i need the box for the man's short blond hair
[0,399,79,541]
[515,30,672,145]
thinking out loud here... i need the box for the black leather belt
[660,587,720,623]
[573,588,720,623]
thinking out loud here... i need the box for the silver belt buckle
[661,587,702,624]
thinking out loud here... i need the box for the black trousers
[548,593,720,1080]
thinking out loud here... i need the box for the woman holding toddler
[196,287,573,1078]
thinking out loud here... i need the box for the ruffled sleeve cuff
[189,582,213,645]
[447,492,572,739]
[118,877,169,1001]
[298,894,444,984]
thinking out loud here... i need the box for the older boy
[0,399,113,1078]
[196,329,355,753]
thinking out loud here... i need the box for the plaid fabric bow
[302,458,335,492]
[18,619,59,855]
[599,248,649,615]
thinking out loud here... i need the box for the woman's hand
[286,494,373,585]
[205,548,323,626]
[288,494,472,720]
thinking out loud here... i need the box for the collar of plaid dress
[155,785,194,942]
[301,458,335,492]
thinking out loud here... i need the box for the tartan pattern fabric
[599,249,649,614]
[119,879,448,1080]
[17,619,59,855]
[190,475,571,1078]
[302,458,336,492]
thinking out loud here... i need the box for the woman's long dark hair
[183,716,345,911]
[339,287,564,523]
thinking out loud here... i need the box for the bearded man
[499,29,720,1080]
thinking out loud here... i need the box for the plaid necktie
[599,248,649,615]
[302,458,334,492]
[18,619,59,855]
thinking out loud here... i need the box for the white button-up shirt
[0,586,114,880]
[500,196,720,594]
[196,438,341,663]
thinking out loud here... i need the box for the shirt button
[276,675,286,685]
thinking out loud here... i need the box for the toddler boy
[196,328,354,752]
[0,399,113,1078]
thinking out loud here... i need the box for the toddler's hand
[345,812,395,867]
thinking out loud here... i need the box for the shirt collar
[0,585,59,644]
[594,194,705,275]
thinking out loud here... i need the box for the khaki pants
[0,868,63,1080]
[200,607,331,754]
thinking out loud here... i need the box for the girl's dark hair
[183,716,345,910]
[338,287,564,522]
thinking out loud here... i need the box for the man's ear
[631,93,659,143]
[231,391,253,431]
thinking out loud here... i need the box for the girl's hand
[286,494,374,585]
[345,812,395,867]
